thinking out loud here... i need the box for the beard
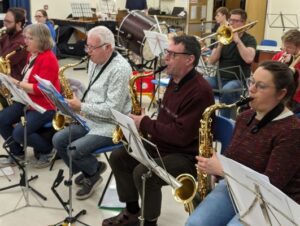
[6,26,17,36]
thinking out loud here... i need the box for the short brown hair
[7,7,25,27]
[23,23,54,51]
[216,7,229,19]
[230,8,247,22]
[281,29,300,46]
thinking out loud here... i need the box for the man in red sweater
[102,36,214,226]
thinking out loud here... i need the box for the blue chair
[213,115,235,154]
[260,39,277,47]
[93,143,124,206]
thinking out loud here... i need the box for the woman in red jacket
[0,23,60,168]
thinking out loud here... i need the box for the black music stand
[267,12,299,32]
[36,75,90,226]
[0,74,60,217]
[111,109,182,226]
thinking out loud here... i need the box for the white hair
[87,26,115,49]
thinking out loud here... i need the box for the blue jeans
[185,180,243,226]
[0,102,55,155]
[52,124,114,176]
[205,76,242,118]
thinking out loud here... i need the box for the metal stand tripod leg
[0,106,62,217]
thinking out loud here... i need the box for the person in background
[0,23,59,168]
[0,7,27,80]
[207,8,256,119]
[186,61,300,226]
[52,26,132,200]
[210,7,229,48]
[272,29,300,112]
[102,36,214,226]
[34,9,56,54]
[125,0,148,14]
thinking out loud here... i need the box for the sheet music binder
[34,75,89,131]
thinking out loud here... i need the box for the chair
[260,39,277,47]
[93,143,124,206]
[213,115,235,154]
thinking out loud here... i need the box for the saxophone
[0,45,26,110]
[112,70,154,144]
[173,96,253,214]
[52,56,88,130]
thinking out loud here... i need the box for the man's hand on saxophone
[130,108,145,129]
[66,92,81,112]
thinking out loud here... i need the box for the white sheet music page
[143,30,169,57]
[111,109,182,189]
[219,154,299,226]
[0,73,46,113]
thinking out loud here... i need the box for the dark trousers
[0,102,55,155]
[109,147,197,220]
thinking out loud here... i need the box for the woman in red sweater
[186,61,300,226]
[0,23,60,168]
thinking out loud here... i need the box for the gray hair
[87,26,115,49]
[23,23,54,52]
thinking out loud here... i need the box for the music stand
[267,12,299,32]
[35,75,90,226]
[111,109,182,226]
[70,1,93,19]
[0,73,61,217]
[219,154,300,226]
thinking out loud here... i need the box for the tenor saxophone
[52,56,88,130]
[172,96,253,214]
[112,70,154,144]
[0,45,26,110]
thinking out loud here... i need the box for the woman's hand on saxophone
[66,92,81,112]
[196,152,224,177]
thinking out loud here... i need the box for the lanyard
[81,51,117,102]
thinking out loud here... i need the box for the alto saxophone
[112,71,153,144]
[52,56,88,130]
[173,96,253,214]
[0,45,26,110]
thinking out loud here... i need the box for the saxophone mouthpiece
[235,96,253,107]
[16,45,26,52]
[154,65,167,74]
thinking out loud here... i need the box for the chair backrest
[260,39,277,47]
[213,115,235,154]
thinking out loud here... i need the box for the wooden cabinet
[187,0,208,36]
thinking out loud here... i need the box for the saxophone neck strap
[247,103,284,134]
[81,51,117,102]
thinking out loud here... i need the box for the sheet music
[111,109,182,189]
[0,73,46,113]
[34,75,90,131]
[143,30,169,57]
[219,154,300,226]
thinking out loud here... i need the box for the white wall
[29,0,189,22]
[264,0,300,45]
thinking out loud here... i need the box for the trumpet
[196,20,258,47]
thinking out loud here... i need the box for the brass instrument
[197,20,258,47]
[0,45,26,110]
[172,96,253,214]
[112,70,154,144]
[0,27,7,37]
[289,53,300,69]
[52,56,88,131]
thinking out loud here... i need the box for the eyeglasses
[163,49,191,58]
[228,18,243,23]
[34,15,44,18]
[246,77,274,90]
[3,19,14,24]
[84,43,107,52]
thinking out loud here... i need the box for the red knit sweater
[225,109,300,204]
